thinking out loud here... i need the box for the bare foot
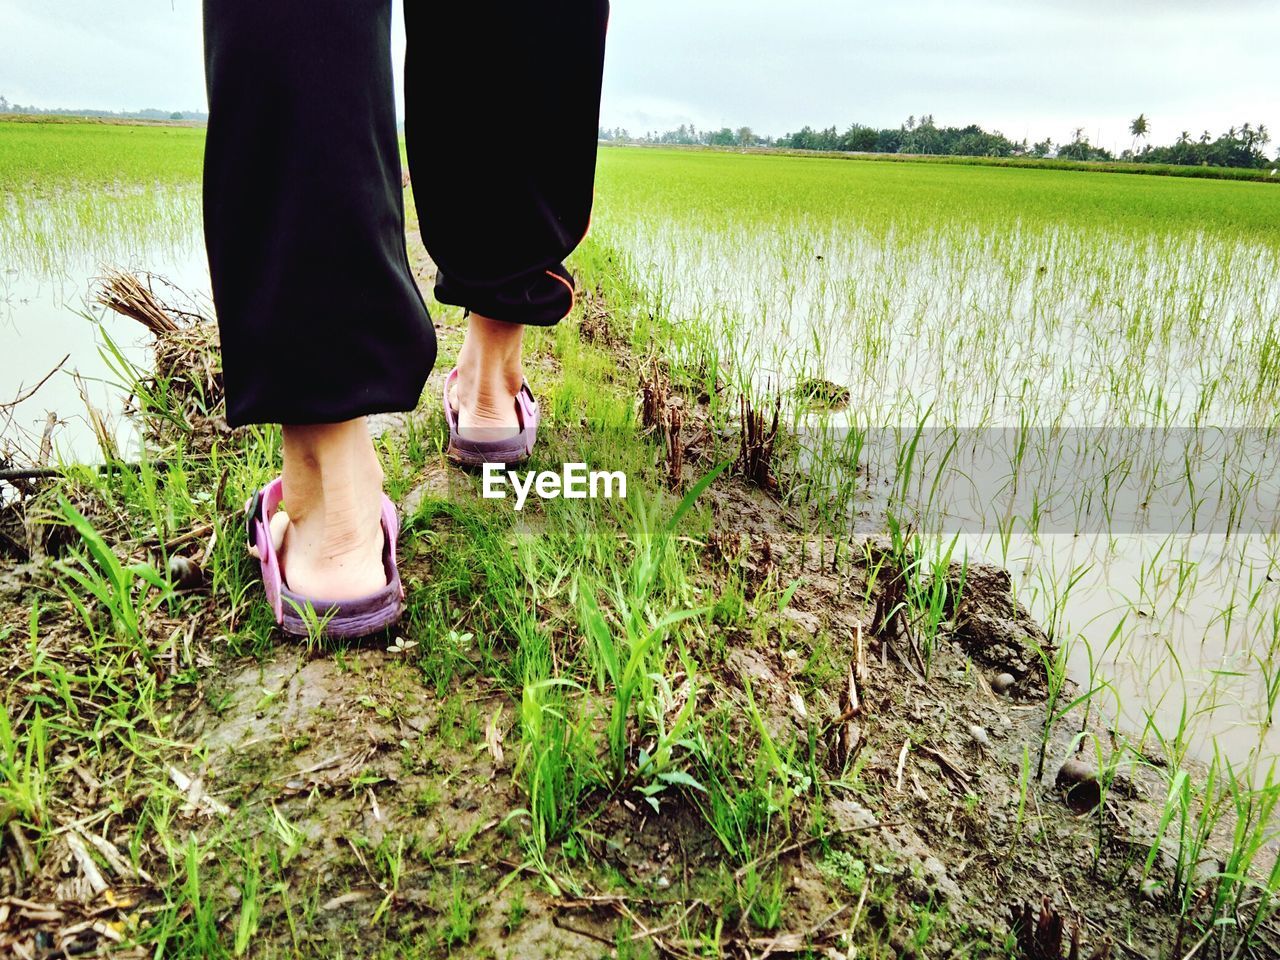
[277,419,388,600]
[449,312,526,440]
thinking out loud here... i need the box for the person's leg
[203,0,432,597]
[404,2,609,439]
[279,420,387,599]
[451,313,525,436]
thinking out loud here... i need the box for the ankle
[456,314,524,390]
[281,419,384,521]
[308,493,382,548]
[454,359,522,404]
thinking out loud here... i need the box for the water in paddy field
[598,202,1280,775]
[0,185,208,468]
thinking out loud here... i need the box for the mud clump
[949,563,1051,691]
[793,376,851,408]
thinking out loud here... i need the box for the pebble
[1056,757,1096,788]
[1056,758,1102,813]
[826,797,877,830]
[167,554,202,590]
[992,672,1016,694]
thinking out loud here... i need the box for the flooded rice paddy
[593,148,1280,776]
[1,184,208,465]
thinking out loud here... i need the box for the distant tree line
[600,123,768,149]
[601,114,1277,169]
[0,95,207,122]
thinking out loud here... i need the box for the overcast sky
[1,0,1275,153]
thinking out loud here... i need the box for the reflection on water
[599,206,1280,773]
[0,185,208,466]
[977,532,1280,767]
[610,218,1280,428]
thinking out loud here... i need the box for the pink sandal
[245,477,404,638]
[442,367,539,466]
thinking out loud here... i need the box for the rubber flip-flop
[442,367,539,467]
[245,476,405,639]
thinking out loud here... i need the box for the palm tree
[1129,113,1150,153]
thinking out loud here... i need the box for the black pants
[202,1,609,426]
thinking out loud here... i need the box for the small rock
[992,672,1016,694]
[167,554,202,590]
[826,797,877,831]
[1056,757,1094,786]
[1056,758,1102,813]
[967,724,989,746]
[788,691,808,720]
[727,649,777,686]
[782,608,821,634]
[921,855,963,902]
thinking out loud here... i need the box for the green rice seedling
[775,575,803,614]
[94,319,198,444]
[742,679,811,821]
[1065,730,1133,874]
[19,605,77,719]
[710,568,748,636]
[632,654,708,809]
[1003,745,1033,868]
[1076,615,1127,735]
[740,864,784,931]
[1030,631,1107,781]
[234,842,263,957]
[1141,754,1225,915]
[1035,558,1092,649]
[1235,796,1280,950]
[868,515,965,677]
[285,599,339,652]
[0,700,47,827]
[370,834,406,924]
[269,803,306,867]
[440,874,478,949]
[578,464,726,787]
[690,724,773,864]
[54,495,171,647]
[1212,760,1280,942]
[578,580,704,789]
[511,676,590,890]
[144,835,227,959]
[504,887,528,934]
[908,533,966,676]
